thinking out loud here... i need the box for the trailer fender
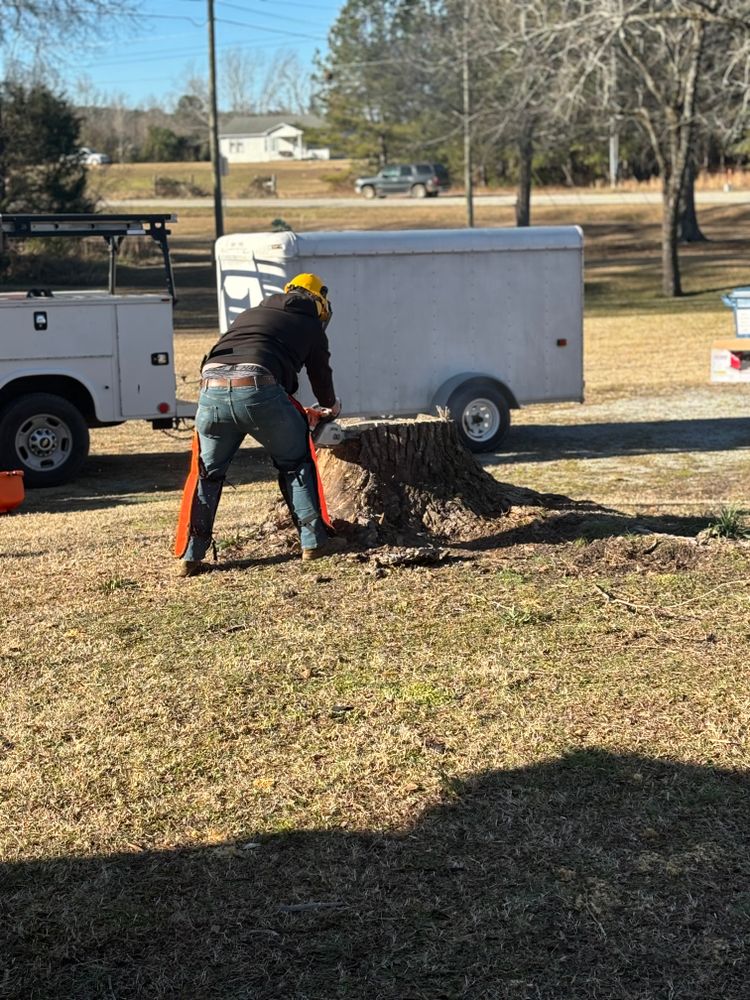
[431,373,517,453]
[431,372,519,412]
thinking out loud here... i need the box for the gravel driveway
[488,385,750,511]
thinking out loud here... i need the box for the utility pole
[207,0,223,239]
[462,0,474,228]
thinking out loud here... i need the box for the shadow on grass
[461,509,712,550]
[493,416,750,465]
[3,750,749,999]
[21,446,276,515]
[208,551,298,572]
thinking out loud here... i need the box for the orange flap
[174,431,201,558]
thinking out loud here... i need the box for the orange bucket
[0,470,25,514]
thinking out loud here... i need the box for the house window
[229,140,244,154]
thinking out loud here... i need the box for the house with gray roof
[219,114,329,163]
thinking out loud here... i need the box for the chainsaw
[305,403,345,448]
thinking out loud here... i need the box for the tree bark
[678,157,706,243]
[662,179,682,297]
[515,129,533,227]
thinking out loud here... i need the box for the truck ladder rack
[0,213,178,303]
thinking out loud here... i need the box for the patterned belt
[200,374,277,390]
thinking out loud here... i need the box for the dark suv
[354,163,451,199]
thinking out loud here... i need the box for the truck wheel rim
[15,413,72,471]
[461,398,500,442]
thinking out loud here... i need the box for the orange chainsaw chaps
[309,434,333,531]
[174,430,201,558]
[290,397,333,532]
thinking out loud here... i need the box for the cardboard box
[710,338,750,383]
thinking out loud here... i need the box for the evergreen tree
[0,82,91,213]
[316,0,431,165]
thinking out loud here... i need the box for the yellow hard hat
[284,272,332,326]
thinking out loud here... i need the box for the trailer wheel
[361,185,376,199]
[0,393,90,487]
[447,379,511,453]
[410,183,428,198]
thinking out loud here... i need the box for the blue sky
[2,0,344,108]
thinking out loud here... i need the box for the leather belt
[200,374,277,390]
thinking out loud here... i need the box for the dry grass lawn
[2,202,750,999]
[87,159,361,201]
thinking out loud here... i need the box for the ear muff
[317,286,332,328]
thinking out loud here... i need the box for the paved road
[101,190,750,211]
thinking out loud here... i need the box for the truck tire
[361,185,376,199]
[0,393,90,487]
[410,183,428,198]
[446,379,511,453]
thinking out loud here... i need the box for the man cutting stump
[174,272,344,576]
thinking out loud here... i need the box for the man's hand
[304,399,341,429]
[306,398,341,427]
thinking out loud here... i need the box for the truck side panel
[0,298,118,421]
[0,298,115,361]
[115,301,178,419]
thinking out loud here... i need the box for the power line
[216,0,327,29]
[81,35,315,69]
[179,0,341,9]
[215,16,327,41]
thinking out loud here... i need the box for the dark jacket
[205,292,336,407]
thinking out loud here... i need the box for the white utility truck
[0,213,194,486]
[215,227,584,451]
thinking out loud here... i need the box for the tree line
[4,0,750,296]
[316,0,750,296]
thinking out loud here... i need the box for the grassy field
[87,159,750,201]
[86,158,361,200]
[2,202,750,998]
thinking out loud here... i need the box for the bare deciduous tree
[477,1,591,226]
[223,49,259,115]
[264,51,312,114]
[569,1,750,296]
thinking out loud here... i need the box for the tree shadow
[207,551,298,572]
[491,416,750,465]
[3,750,749,998]
[21,446,276,515]
[460,509,712,550]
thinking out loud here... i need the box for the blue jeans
[183,383,329,560]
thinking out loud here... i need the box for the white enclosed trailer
[0,214,194,487]
[215,227,584,451]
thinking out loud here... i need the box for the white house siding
[219,124,304,164]
[219,136,269,163]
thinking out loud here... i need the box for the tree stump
[262,416,573,548]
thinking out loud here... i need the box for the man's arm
[305,331,336,409]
